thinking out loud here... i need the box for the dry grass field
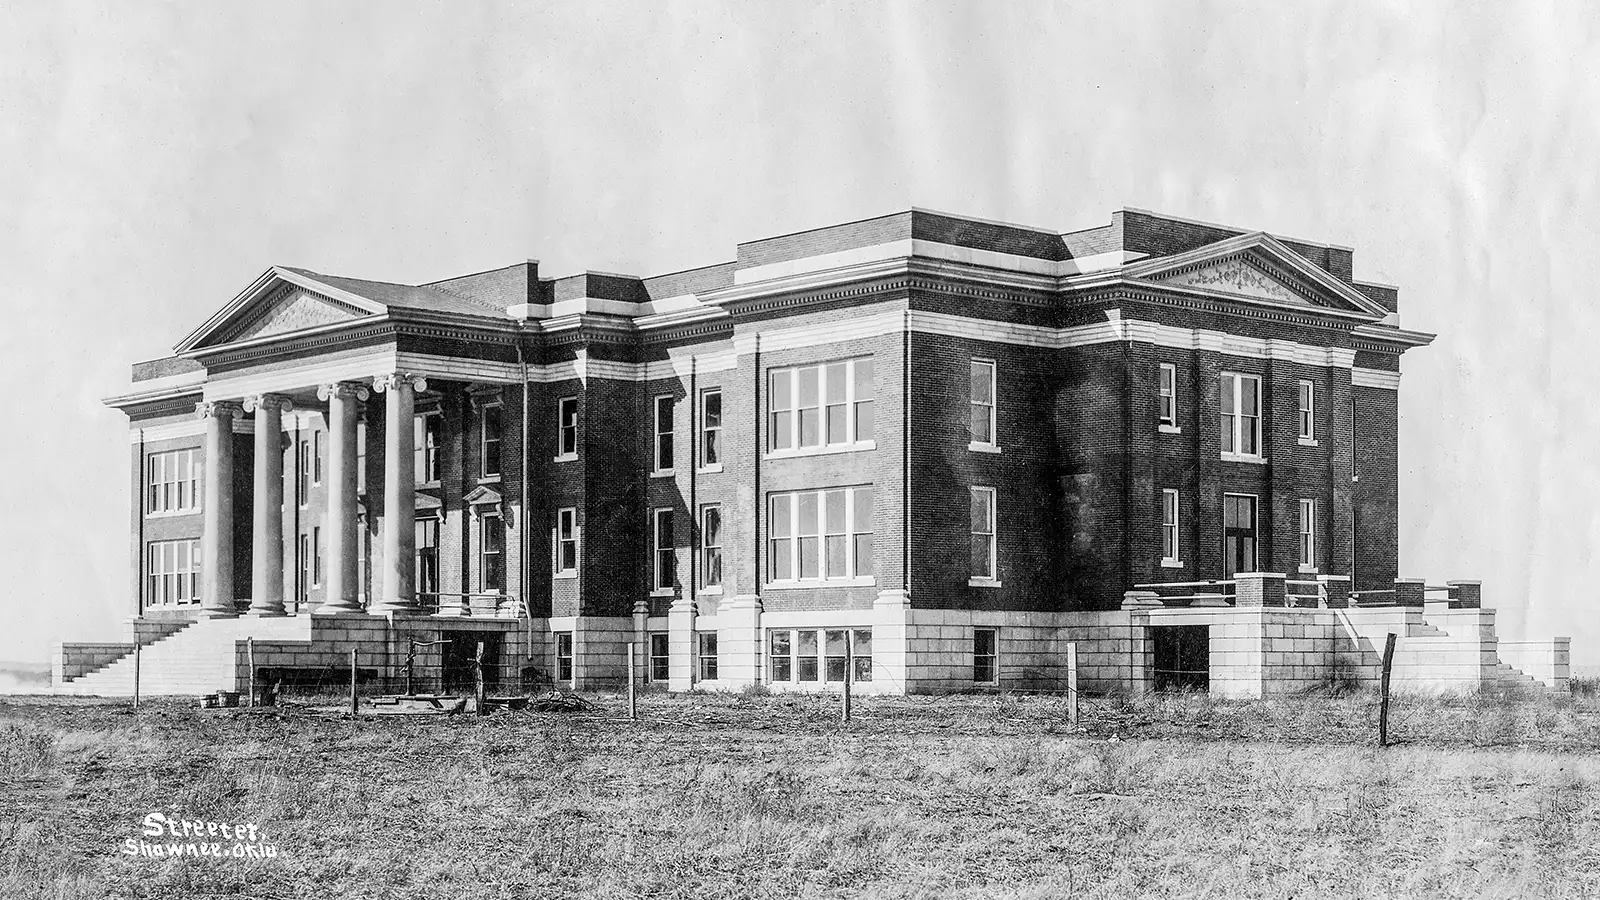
[3,688,1599,899]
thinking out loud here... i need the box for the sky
[1,2,1597,666]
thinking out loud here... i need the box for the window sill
[1158,423,1183,434]
[1161,559,1185,569]
[1220,454,1267,465]
[1298,438,1319,447]
[766,441,875,461]
[553,572,577,581]
[649,588,676,598]
[697,463,724,474]
[650,469,676,479]
[764,577,876,591]
[968,577,1003,588]
[478,474,502,485]
[416,480,441,490]
[1298,565,1320,574]
[553,453,578,464]
[698,586,724,596]
[145,509,202,519]
[967,442,1002,454]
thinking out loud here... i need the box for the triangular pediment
[177,266,389,353]
[224,282,368,342]
[1122,233,1389,319]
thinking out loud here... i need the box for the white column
[244,394,293,616]
[317,381,369,613]
[370,372,426,615]
[196,400,243,619]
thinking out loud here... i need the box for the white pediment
[223,283,368,343]
[177,267,391,353]
[1155,257,1309,306]
[1122,233,1391,319]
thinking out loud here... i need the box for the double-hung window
[1159,363,1178,428]
[649,633,669,682]
[1299,499,1317,572]
[1220,372,1263,460]
[768,357,874,453]
[1161,489,1181,565]
[147,449,202,515]
[970,487,998,583]
[697,633,718,681]
[653,395,675,473]
[554,508,578,576]
[700,504,723,590]
[1298,380,1316,443]
[970,359,997,449]
[416,518,440,598]
[297,439,310,507]
[355,422,367,493]
[700,389,722,468]
[556,397,578,459]
[767,486,874,584]
[556,633,574,683]
[481,402,503,478]
[146,539,200,606]
[481,513,504,593]
[414,413,441,483]
[652,508,675,593]
[312,430,323,485]
[312,525,323,586]
[973,628,999,684]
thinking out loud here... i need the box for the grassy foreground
[2,690,1599,899]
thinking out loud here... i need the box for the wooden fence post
[475,641,487,716]
[841,644,853,724]
[349,648,359,717]
[246,637,255,709]
[627,641,637,721]
[1067,641,1079,725]
[132,642,141,711]
[1378,632,1397,747]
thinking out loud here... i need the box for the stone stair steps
[63,616,314,697]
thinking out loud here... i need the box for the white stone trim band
[1351,367,1401,390]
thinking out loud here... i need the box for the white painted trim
[129,418,255,443]
[733,238,1147,286]
[1352,367,1401,390]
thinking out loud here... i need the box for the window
[312,525,323,586]
[1299,499,1317,571]
[556,633,573,683]
[146,539,200,606]
[312,430,323,485]
[146,449,202,514]
[970,359,997,447]
[974,628,999,684]
[481,402,503,478]
[1298,380,1316,442]
[649,633,669,682]
[356,421,367,492]
[765,628,873,684]
[297,534,310,601]
[796,630,819,682]
[653,395,675,473]
[481,513,504,593]
[1223,494,1258,578]
[1220,372,1263,459]
[768,357,874,452]
[970,487,997,582]
[652,508,675,593]
[1161,489,1181,564]
[556,397,579,458]
[700,389,722,467]
[414,413,441,483]
[824,630,850,682]
[769,631,792,682]
[767,486,874,584]
[297,439,310,507]
[416,518,439,599]
[1159,363,1177,427]
[697,632,718,681]
[700,504,723,590]
[554,508,578,576]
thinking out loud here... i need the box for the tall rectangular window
[481,402,503,478]
[298,534,310,600]
[824,630,849,682]
[481,513,504,592]
[970,359,996,446]
[1299,499,1317,570]
[556,633,573,683]
[700,504,723,590]
[768,357,874,452]
[556,397,578,458]
[653,395,675,473]
[700,388,722,467]
[970,487,997,581]
[767,486,874,584]
[652,508,675,592]
[146,449,202,514]
[1298,380,1316,441]
[1159,363,1177,427]
[416,518,439,599]
[796,630,819,682]
[146,539,200,606]
[1224,494,1259,578]
[974,628,999,684]
[312,430,323,485]
[555,508,578,576]
[1220,372,1263,459]
[414,413,441,483]
[697,632,718,681]
[355,421,367,492]
[769,630,792,682]
[649,633,669,682]
[852,629,873,682]
[298,439,310,507]
[312,525,323,586]
[1161,489,1180,564]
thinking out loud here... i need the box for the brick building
[56,207,1571,698]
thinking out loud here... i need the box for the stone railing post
[1446,580,1482,609]
[1394,578,1426,608]
[1317,575,1352,609]
[1234,573,1286,608]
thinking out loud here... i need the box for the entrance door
[1151,625,1210,691]
[1223,494,1258,578]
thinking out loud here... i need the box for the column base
[249,608,288,618]
[198,607,239,620]
[367,602,422,617]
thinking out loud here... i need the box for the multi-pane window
[1298,380,1316,441]
[298,534,310,600]
[1220,372,1263,459]
[1299,499,1317,570]
[414,413,441,483]
[146,449,202,514]
[556,397,579,458]
[481,514,505,592]
[649,633,669,682]
[701,504,723,590]
[652,508,675,592]
[970,487,997,581]
[767,486,874,584]
[554,508,578,576]
[1159,363,1177,427]
[355,422,367,492]
[653,395,675,473]
[312,430,323,485]
[767,628,873,684]
[697,633,718,681]
[700,389,722,467]
[416,518,439,598]
[146,539,200,606]
[556,633,574,683]
[768,357,874,452]
[970,359,997,446]
[312,525,323,586]
[481,403,503,478]
[298,439,310,507]
[973,628,999,683]
[1161,489,1180,563]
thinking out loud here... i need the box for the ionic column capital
[372,372,427,394]
[242,393,296,414]
[317,381,372,402]
[194,399,244,421]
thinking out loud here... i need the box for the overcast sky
[2,2,1596,666]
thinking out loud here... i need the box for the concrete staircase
[60,617,314,697]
